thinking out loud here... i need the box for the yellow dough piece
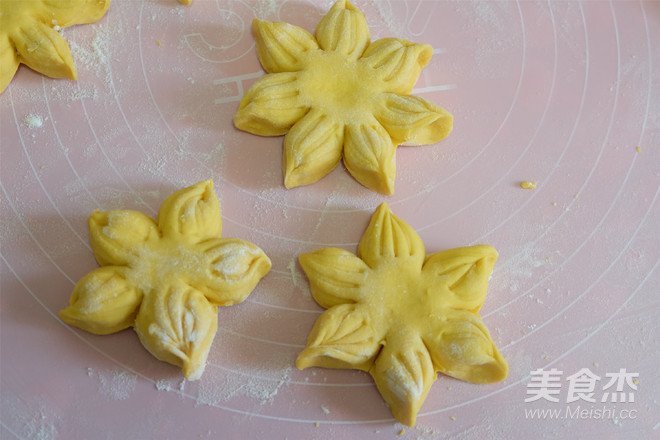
[60,180,271,380]
[234,0,453,195]
[0,0,110,94]
[297,203,507,426]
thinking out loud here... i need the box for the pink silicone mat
[1,1,659,439]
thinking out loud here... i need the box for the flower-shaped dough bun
[60,180,271,380]
[297,203,507,426]
[234,0,453,195]
[0,0,110,94]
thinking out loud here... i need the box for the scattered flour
[97,369,138,400]
[287,259,299,288]
[195,365,292,406]
[22,409,58,440]
[23,114,44,128]
[255,0,278,19]
[155,378,186,393]
[3,395,59,440]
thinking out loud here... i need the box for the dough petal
[41,0,110,27]
[158,180,222,243]
[253,19,318,73]
[0,35,19,94]
[424,310,508,384]
[59,267,142,335]
[234,72,309,136]
[423,245,498,312]
[283,109,344,188]
[135,281,218,381]
[374,93,453,146]
[194,238,272,306]
[12,21,77,80]
[314,0,369,60]
[296,304,380,372]
[299,247,367,308]
[343,119,397,195]
[361,38,432,95]
[371,336,435,427]
[88,209,160,267]
[357,203,426,269]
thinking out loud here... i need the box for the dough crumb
[23,114,43,128]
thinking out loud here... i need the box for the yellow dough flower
[297,203,507,426]
[60,180,271,380]
[234,0,453,195]
[0,0,110,94]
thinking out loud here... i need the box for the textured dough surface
[297,203,507,426]
[0,0,110,94]
[60,180,271,380]
[234,0,453,195]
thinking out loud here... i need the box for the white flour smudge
[23,114,44,128]
[97,369,138,400]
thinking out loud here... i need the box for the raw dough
[60,180,271,380]
[0,0,110,94]
[297,203,507,426]
[234,0,453,195]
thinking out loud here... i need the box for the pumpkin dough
[0,0,110,94]
[297,203,507,426]
[234,0,453,195]
[60,180,271,380]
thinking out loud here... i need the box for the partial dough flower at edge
[0,0,110,94]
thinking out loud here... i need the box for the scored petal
[41,0,110,27]
[12,21,77,80]
[357,203,426,270]
[373,93,453,146]
[88,209,160,267]
[370,336,436,427]
[158,180,222,244]
[134,281,218,381]
[193,238,271,306]
[253,19,319,73]
[59,266,143,335]
[422,245,498,312]
[234,72,309,136]
[423,310,508,384]
[296,304,381,372]
[315,0,370,59]
[0,35,19,94]
[343,118,397,195]
[283,109,344,189]
[299,247,368,308]
[361,38,433,95]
